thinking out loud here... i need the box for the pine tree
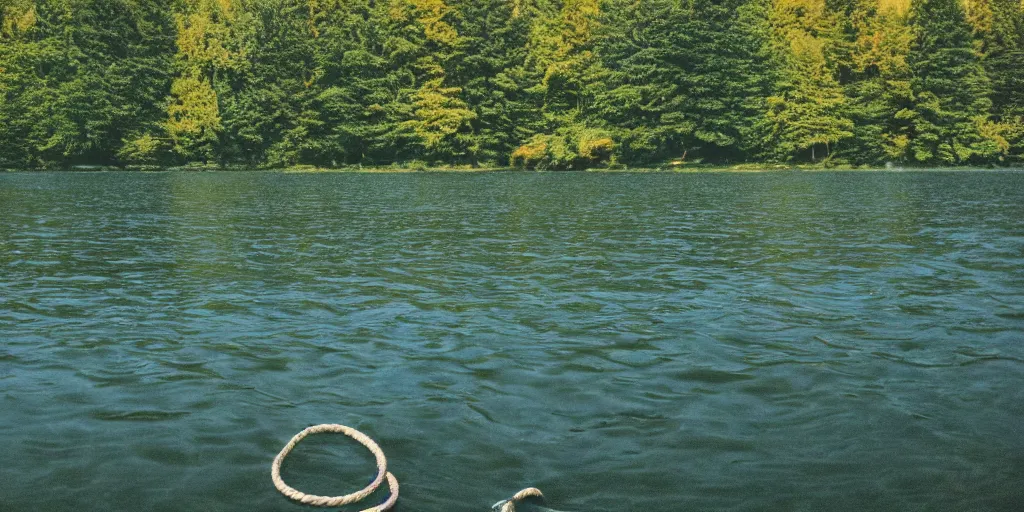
[448,0,533,166]
[971,0,1024,163]
[214,0,319,166]
[389,0,476,163]
[511,0,606,169]
[0,0,45,165]
[0,0,175,167]
[590,0,691,165]
[760,0,854,162]
[683,0,774,163]
[834,0,915,164]
[902,0,996,164]
[166,0,248,163]
[300,0,397,165]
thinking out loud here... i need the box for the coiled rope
[272,423,546,511]
[271,424,399,511]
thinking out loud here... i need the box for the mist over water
[1,170,1023,511]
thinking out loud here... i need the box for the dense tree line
[1,0,1022,168]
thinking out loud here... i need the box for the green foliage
[118,133,171,164]
[511,121,613,169]
[904,0,997,164]
[0,0,175,166]
[590,0,694,165]
[976,0,1024,162]
[760,0,854,162]
[831,0,915,164]
[167,72,222,161]
[393,0,477,162]
[1,0,1021,168]
[448,0,534,164]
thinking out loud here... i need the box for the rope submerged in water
[494,487,545,512]
[272,423,548,511]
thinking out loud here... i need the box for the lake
[1,170,1022,511]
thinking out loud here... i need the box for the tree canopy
[1,0,1021,168]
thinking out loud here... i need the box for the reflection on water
[1,171,1023,511]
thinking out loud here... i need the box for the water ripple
[1,171,1023,511]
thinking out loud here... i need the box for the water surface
[1,171,1023,511]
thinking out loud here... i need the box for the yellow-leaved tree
[393,0,476,162]
[165,0,248,163]
[510,0,610,169]
[833,0,916,162]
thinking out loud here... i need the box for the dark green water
[1,171,1023,511]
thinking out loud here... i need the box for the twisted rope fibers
[271,424,399,511]
[272,423,545,511]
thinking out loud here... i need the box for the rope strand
[496,487,546,512]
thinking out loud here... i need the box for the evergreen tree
[973,0,1024,162]
[166,0,248,163]
[449,0,533,165]
[760,0,854,162]
[217,0,319,166]
[0,0,175,167]
[511,0,607,169]
[682,0,774,163]
[302,0,403,165]
[395,0,477,163]
[590,0,692,165]
[1,0,1020,168]
[834,0,915,164]
[903,0,997,164]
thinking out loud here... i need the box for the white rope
[495,487,545,512]
[272,423,546,512]
[271,424,399,511]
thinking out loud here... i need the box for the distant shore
[2,163,1020,173]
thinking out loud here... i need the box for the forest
[1,0,1022,169]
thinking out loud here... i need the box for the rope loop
[271,424,399,511]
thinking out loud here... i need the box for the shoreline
[2,164,1021,173]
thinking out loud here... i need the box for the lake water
[1,170,1023,511]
